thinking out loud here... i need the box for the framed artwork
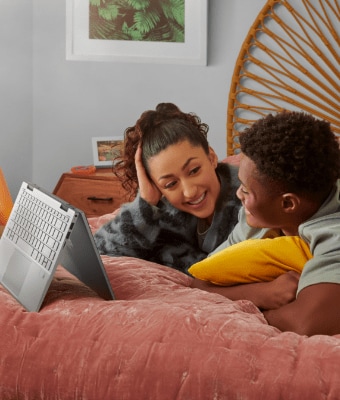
[92,136,124,167]
[66,0,207,65]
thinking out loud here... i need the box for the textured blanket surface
[1,256,340,399]
[0,210,340,399]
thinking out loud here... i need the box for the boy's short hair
[240,111,340,194]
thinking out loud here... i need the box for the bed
[1,0,340,399]
[1,209,340,399]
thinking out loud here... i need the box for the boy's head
[239,111,340,197]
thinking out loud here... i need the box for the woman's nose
[182,181,197,198]
[236,186,243,201]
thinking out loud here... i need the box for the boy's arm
[263,283,340,336]
[191,271,299,310]
[265,219,340,336]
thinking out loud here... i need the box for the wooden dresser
[53,168,131,218]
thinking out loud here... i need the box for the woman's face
[147,140,220,223]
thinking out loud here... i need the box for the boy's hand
[135,146,162,206]
[262,271,300,310]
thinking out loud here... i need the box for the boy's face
[236,155,286,229]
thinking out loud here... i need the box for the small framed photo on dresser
[92,136,124,167]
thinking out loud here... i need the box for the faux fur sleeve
[93,194,164,259]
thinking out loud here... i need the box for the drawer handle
[87,196,113,202]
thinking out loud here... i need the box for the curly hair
[114,103,210,197]
[239,111,340,195]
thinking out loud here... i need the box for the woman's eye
[164,181,177,189]
[189,166,200,176]
[240,187,249,194]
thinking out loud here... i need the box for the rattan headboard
[226,0,340,155]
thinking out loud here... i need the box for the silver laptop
[0,181,115,311]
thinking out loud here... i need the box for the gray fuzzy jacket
[94,163,241,273]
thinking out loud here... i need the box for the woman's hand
[135,146,162,206]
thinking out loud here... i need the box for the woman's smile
[187,191,206,206]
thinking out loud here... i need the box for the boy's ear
[208,147,218,168]
[281,193,300,212]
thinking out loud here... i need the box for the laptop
[0,181,115,312]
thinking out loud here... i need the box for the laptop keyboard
[5,188,70,271]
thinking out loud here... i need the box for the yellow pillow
[188,236,312,285]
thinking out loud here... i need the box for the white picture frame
[66,0,207,65]
[92,136,124,167]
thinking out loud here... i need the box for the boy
[192,111,340,336]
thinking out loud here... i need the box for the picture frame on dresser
[92,136,124,168]
[66,0,207,65]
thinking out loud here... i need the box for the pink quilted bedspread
[1,211,340,399]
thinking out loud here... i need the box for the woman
[94,103,241,272]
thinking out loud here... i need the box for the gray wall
[1,0,265,198]
[0,0,33,197]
